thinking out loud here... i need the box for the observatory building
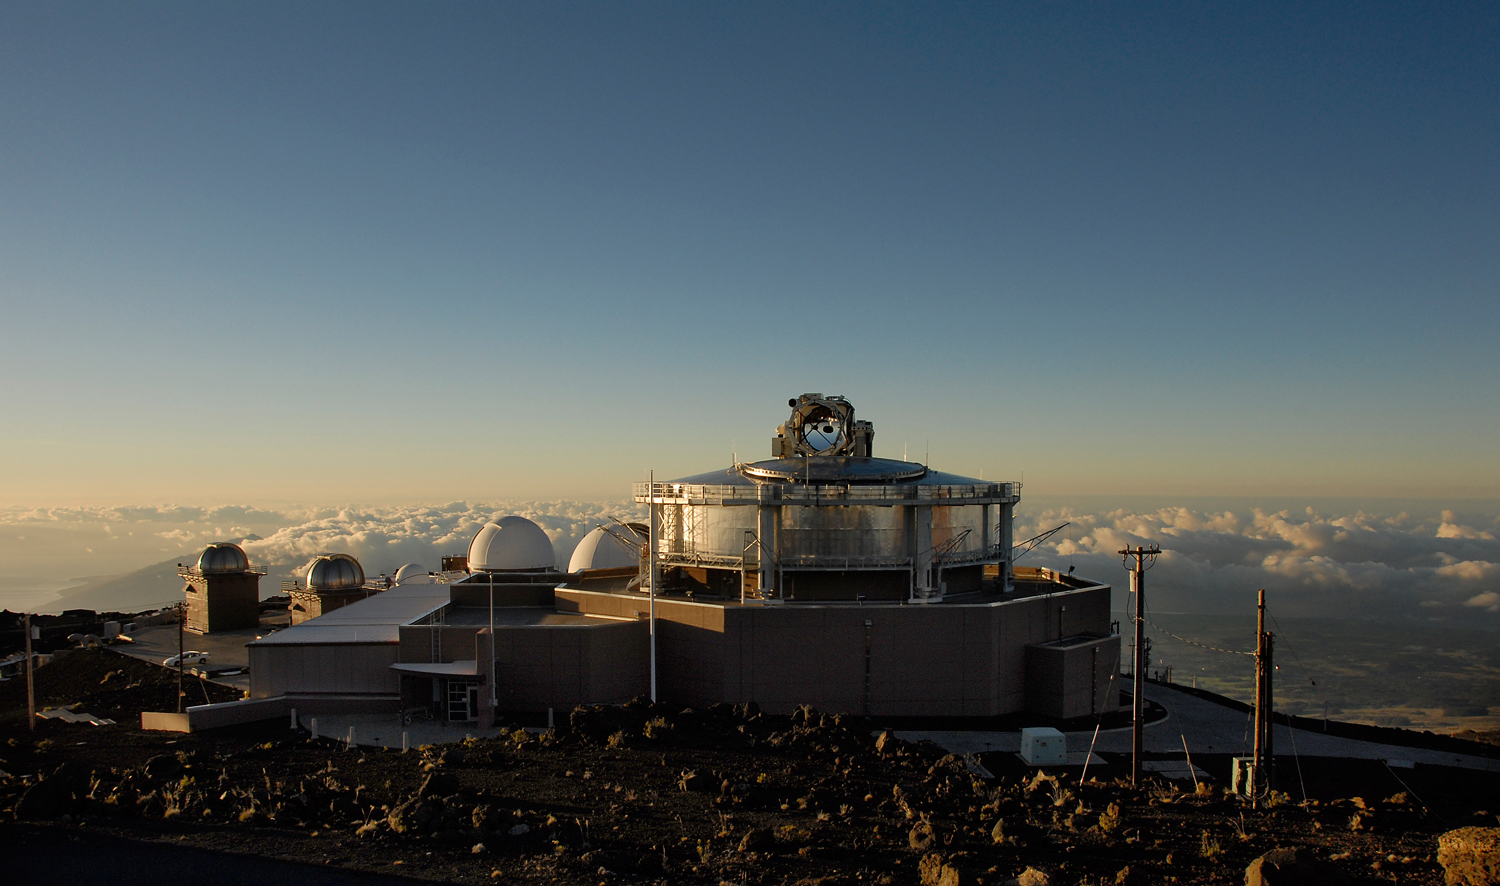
[288,553,384,625]
[245,394,1118,727]
[641,393,1018,602]
[179,543,263,633]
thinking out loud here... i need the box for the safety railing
[633,481,1019,506]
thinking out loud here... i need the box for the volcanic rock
[1438,827,1500,886]
[1244,847,1352,885]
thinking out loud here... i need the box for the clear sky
[3,2,1497,506]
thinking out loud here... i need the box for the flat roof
[440,607,628,627]
[247,582,451,647]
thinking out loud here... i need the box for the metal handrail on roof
[633,481,1020,506]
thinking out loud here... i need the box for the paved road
[899,682,1500,773]
[112,623,272,693]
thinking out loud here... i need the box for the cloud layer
[0,501,644,590]
[1015,505,1500,627]
[4,500,1497,628]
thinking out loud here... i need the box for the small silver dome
[306,554,365,591]
[197,543,250,574]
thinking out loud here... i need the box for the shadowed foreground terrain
[3,648,1499,885]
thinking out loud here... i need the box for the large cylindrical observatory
[635,393,1018,602]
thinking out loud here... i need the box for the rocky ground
[3,648,1499,885]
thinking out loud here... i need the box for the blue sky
[3,2,1497,505]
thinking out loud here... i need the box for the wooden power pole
[1120,544,1161,785]
[1251,589,1275,800]
[24,613,36,731]
[177,601,186,714]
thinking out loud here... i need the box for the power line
[1269,613,1318,687]
[1141,604,1255,657]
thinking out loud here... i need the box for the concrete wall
[1024,635,1121,719]
[557,584,1113,716]
[398,623,485,666]
[141,711,192,732]
[489,621,648,711]
[249,642,400,698]
[288,589,379,626]
[393,617,649,714]
[184,572,260,633]
[143,694,402,732]
[247,583,1113,719]
[449,584,557,608]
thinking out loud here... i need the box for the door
[447,679,474,723]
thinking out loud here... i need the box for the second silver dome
[307,554,365,591]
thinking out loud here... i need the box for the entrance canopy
[390,660,479,677]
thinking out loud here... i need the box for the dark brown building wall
[783,570,907,601]
[289,589,379,626]
[555,584,1113,717]
[184,572,261,634]
[449,584,557,608]
[455,620,648,712]
[1024,635,1120,719]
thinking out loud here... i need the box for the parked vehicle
[163,651,210,667]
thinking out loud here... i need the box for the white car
[163,651,210,667]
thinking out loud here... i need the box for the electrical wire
[1140,598,1255,657]
[1285,716,1308,803]
[1381,761,1442,824]
[1269,613,1318,687]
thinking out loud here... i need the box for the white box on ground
[1020,727,1067,765]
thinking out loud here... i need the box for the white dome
[468,516,555,572]
[568,524,646,572]
[393,563,433,585]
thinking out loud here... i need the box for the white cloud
[1015,503,1500,627]
[5,497,1498,629]
[1464,591,1500,612]
[236,500,644,583]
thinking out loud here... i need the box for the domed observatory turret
[289,553,378,625]
[449,515,569,607]
[568,524,647,573]
[636,393,1019,603]
[198,542,251,574]
[308,553,365,590]
[393,563,434,586]
[468,516,556,572]
[179,542,264,633]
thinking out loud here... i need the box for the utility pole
[24,614,36,731]
[1120,544,1161,785]
[648,469,657,703]
[1251,589,1275,800]
[177,600,186,714]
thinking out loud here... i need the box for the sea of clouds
[0,501,645,607]
[2,500,1497,627]
[1013,504,1500,627]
